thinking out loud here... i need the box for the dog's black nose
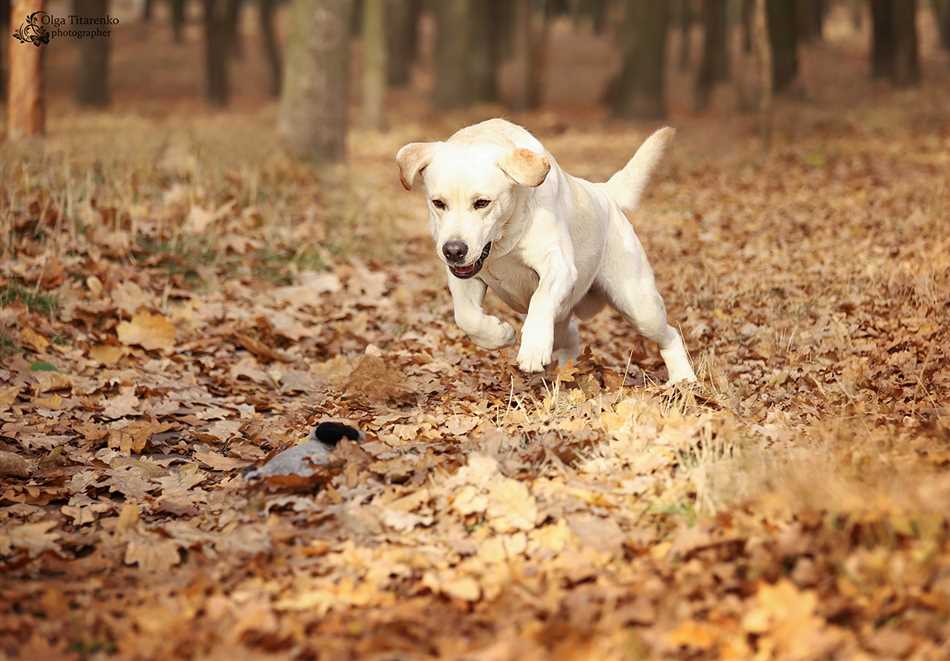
[442,241,468,264]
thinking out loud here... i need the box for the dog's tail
[603,127,675,214]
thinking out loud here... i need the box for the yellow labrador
[396,119,695,383]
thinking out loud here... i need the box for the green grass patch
[30,361,58,372]
[0,283,59,316]
[0,330,17,356]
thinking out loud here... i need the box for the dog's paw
[470,317,516,349]
[517,341,553,373]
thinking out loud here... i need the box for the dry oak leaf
[486,478,538,533]
[666,620,720,652]
[89,344,125,365]
[422,571,481,602]
[117,312,176,351]
[742,580,838,659]
[0,521,62,557]
[20,326,49,353]
[0,449,33,477]
[195,448,251,471]
[111,280,150,317]
[0,385,21,411]
[101,389,140,420]
[124,531,181,572]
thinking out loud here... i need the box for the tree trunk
[0,0,11,102]
[203,0,231,106]
[258,0,282,96]
[8,0,46,139]
[870,0,895,78]
[470,0,504,102]
[143,0,154,21]
[171,0,187,43]
[934,0,950,50]
[695,0,729,111]
[432,0,471,109]
[742,0,754,53]
[612,0,671,119]
[527,1,549,109]
[278,0,353,163]
[385,0,420,87]
[74,0,111,107]
[754,0,772,151]
[797,0,825,42]
[850,0,863,30]
[678,0,692,71]
[226,0,244,58]
[361,0,385,129]
[892,0,920,86]
[766,0,798,93]
[511,0,548,111]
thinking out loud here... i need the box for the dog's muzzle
[449,242,492,279]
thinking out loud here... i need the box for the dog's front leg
[448,272,516,349]
[518,254,577,373]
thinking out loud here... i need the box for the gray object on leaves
[244,421,364,481]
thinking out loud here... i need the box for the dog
[395,119,695,383]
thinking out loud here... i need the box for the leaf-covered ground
[2,15,950,661]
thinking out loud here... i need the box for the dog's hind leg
[596,225,695,384]
[553,317,581,366]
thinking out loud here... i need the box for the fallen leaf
[117,312,176,351]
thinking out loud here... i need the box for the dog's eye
[473,199,491,210]
[431,199,447,211]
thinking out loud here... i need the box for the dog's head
[396,140,550,279]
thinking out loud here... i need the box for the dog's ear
[395,142,436,191]
[498,148,550,187]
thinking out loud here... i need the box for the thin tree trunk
[143,0,154,21]
[869,0,894,78]
[766,0,798,93]
[892,0,920,86]
[0,0,11,102]
[171,0,187,43]
[259,0,282,96]
[385,0,420,87]
[590,0,607,33]
[850,0,863,30]
[8,0,46,139]
[797,0,825,42]
[433,0,471,109]
[511,0,532,110]
[612,0,671,119]
[679,0,692,71]
[742,0,754,53]
[203,0,231,105]
[695,0,729,111]
[278,0,353,163]
[754,0,772,151]
[471,0,504,102]
[527,1,549,109]
[74,0,111,107]
[361,0,385,129]
[226,0,244,58]
[935,0,950,50]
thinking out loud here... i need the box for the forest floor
[2,7,950,661]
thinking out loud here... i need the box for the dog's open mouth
[449,243,492,279]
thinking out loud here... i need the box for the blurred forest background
[2,0,950,152]
[1,2,949,659]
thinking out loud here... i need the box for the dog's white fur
[396,118,695,383]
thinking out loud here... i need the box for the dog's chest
[478,258,538,314]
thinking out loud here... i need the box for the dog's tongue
[452,264,475,277]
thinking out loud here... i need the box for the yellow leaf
[89,344,125,365]
[117,312,176,351]
[667,620,719,651]
[20,327,49,353]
